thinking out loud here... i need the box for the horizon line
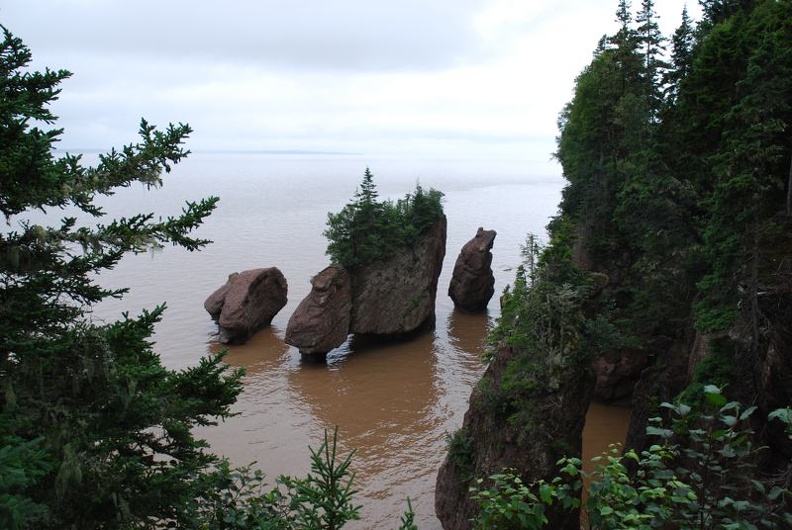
[53,147,365,156]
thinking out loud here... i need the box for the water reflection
[198,326,456,529]
[209,326,292,374]
[447,309,491,357]
[288,331,441,526]
[197,307,631,530]
[196,329,318,479]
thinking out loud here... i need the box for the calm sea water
[82,153,625,529]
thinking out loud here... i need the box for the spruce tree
[0,26,244,528]
[635,0,667,119]
[666,6,695,103]
[324,168,443,269]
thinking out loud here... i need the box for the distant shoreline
[53,148,364,156]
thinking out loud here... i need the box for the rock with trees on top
[285,168,446,355]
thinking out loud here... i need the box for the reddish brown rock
[591,351,650,401]
[435,344,594,530]
[204,267,288,344]
[285,266,352,355]
[448,227,496,312]
[350,216,446,335]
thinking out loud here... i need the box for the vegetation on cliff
[470,388,792,529]
[552,0,792,455]
[324,167,444,269]
[440,0,792,527]
[553,0,792,453]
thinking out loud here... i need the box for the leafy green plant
[678,338,737,407]
[470,472,551,530]
[182,461,285,530]
[768,407,792,436]
[647,386,792,529]
[469,388,792,529]
[393,498,419,530]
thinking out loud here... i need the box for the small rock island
[286,168,446,356]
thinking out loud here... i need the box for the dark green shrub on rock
[324,168,443,269]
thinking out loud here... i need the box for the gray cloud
[5,0,490,72]
[1,0,702,160]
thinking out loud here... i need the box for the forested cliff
[437,1,792,527]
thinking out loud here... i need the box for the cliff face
[628,282,792,467]
[436,3,792,527]
[757,285,792,465]
[436,344,594,530]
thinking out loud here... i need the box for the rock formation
[284,266,352,354]
[286,216,447,354]
[628,295,792,470]
[435,344,594,530]
[591,351,649,401]
[350,216,447,335]
[204,267,287,344]
[448,227,496,312]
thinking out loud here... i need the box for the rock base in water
[448,227,496,312]
[285,266,352,355]
[204,267,288,344]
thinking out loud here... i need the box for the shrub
[324,168,443,268]
[469,388,792,529]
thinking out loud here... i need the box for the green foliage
[445,429,474,480]
[0,437,51,530]
[181,428,420,530]
[678,337,737,406]
[689,0,792,333]
[181,461,282,530]
[487,234,626,387]
[490,235,587,356]
[552,0,792,382]
[475,2,792,527]
[646,387,792,529]
[480,234,629,448]
[323,168,443,268]
[469,389,792,529]
[0,26,249,528]
[470,472,552,530]
[393,498,419,530]
[278,428,361,530]
[768,407,792,437]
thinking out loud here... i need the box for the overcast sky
[3,0,699,162]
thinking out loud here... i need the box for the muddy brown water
[84,154,631,528]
